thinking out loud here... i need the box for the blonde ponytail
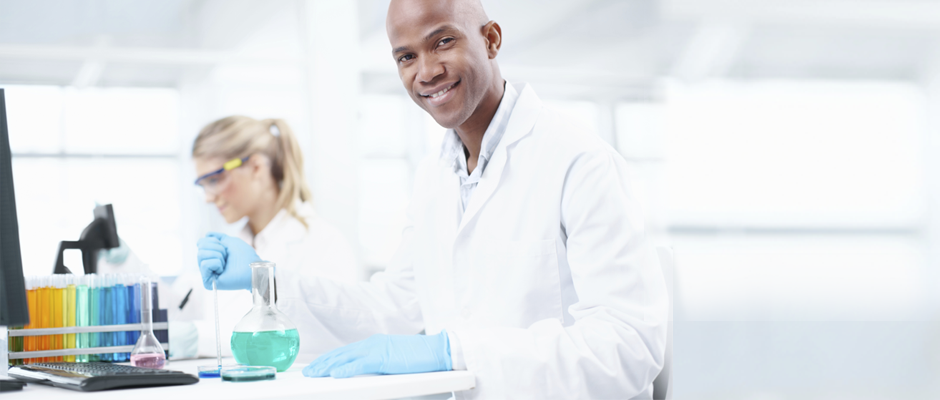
[265,118,312,228]
[192,116,313,229]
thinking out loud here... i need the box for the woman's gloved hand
[302,330,452,378]
[196,232,259,291]
[99,237,131,264]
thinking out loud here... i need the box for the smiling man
[195,0,668,398]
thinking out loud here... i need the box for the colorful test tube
[66,275,77,362]
[101,275,112,362]
[113,275,127,362]
[89,274,100,362]
[76,275,90,362]
[130,277,141,345]
[39,276,53,362]
[53,275,64,362]
[25,277,35,364]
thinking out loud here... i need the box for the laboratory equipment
[130,277,166,369]
[112,275,127,361]
[214,279,223,365]
[230,261,300,372]
[65,276,76,362]
[75,275,90,362]
[7,273,171,365]
[24,277,37,364]
[197,365,221,378]
[52,275,64,361]
[126,275,140,351]
[39,276,52,361]
[0,88,29,333]
[221,365,276,382]
[8,362,198,391]
[197,277,226,378]
[52,204,119,275]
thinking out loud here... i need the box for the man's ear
[482,21,502,59]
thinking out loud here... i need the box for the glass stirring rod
[212,277,222,369]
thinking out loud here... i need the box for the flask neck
[140,281,156,335]
[251,264,276,309]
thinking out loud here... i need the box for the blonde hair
[192,116,312,228]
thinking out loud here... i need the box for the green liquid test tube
[76,276,90,363]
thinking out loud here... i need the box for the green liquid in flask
[231,329,300,372]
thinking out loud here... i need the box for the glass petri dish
[221,366,277,382]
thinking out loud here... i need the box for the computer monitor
[53,204,119,275]
[0,88,30,327]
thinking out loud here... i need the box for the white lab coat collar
[237,201,312,249]
[438,81,520,172]
[454,82,542,234]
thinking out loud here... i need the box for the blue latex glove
[195,232,259,291]
[302,331,452,378]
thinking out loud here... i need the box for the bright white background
[3,0,940,398]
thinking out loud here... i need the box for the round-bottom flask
[230,262,300,372]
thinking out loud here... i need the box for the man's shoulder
[528,104,616,164]
[506,82,614,159]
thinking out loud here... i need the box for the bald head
[385,0,505,134]
[387,0,489,37]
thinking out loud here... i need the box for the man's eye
[438,38,453,46]
[398,54,414,63]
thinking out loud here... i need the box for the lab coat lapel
[439,170,461,239]
[456,84,542,235]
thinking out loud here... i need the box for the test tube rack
[6,321,170,362]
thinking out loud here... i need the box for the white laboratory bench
[3,358,476,399]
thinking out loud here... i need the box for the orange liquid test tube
[53,276,65,362]
[25,278,37,364]
[39,277,53,362]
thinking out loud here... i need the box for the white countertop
[4,358,475,399]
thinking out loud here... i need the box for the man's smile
[420,80,460,106]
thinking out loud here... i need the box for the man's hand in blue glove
[302,331,452,378]
[196,232,260,291]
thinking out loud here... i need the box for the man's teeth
[429,83,455,98]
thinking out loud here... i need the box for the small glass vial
[230,262,300,372]
[130,277,166,369]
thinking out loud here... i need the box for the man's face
[387,0,492,129]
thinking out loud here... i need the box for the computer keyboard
[8,362,199,392]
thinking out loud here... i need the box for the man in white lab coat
[196,0,668,398]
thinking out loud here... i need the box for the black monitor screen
[0,88,29,326]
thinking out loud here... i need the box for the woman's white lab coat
[275,83,668,399]
[172,202,358,359]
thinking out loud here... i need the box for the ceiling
[0,0,939,99]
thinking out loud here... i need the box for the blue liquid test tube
[113,276,127,361]
[127,277,141,349]
[101,275,113,362]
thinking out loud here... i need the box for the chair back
[652,246,674,400]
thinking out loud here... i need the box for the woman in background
[170,116,358,360]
